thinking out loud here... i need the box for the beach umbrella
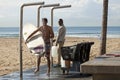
[100,0,109,55]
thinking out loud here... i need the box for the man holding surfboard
[26,18,54,74]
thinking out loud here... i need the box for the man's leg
[65,60,70,74]
[58,44,61,65]
[34,55,41,73]
[45,43,51,74]
[46,54,50,74]
[58,42,64,65]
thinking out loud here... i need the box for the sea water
[0,26,120,38]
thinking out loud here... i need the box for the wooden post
[100,0,109,55]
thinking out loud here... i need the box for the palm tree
[100,0,109,55]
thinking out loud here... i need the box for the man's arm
[56,28,62,46]
[49,27,54,38]
[25,27,41,43]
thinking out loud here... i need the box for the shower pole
[20,2,44,78]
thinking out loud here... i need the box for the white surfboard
[23,23,45,55]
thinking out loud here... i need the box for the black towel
[74,42,94,63]
[61,42,94,62]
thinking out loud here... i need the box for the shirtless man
[26,18,54,74]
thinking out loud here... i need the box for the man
[55,19,66,66]
[26,18,54,74]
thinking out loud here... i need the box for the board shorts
[31,45,43,56]
[33,42,51,57]
[44,42,51,57]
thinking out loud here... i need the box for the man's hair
[42,18,48,23]
[59,19,63,23]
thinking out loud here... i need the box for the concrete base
[93,74,120,80]
[81,51,120,80]
[0,65,92,80]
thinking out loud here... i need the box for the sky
[0,0,120,27]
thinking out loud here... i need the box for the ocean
[0,26,120,38]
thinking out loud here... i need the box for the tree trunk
[100,0,109,55]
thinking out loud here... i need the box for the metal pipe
[20,6,23,79]
[22,2,44,7]
[52,5,71,10]
[51,5,71,28]
[20,2,44,78]
[50,5,71,66]
[37,3,60,27]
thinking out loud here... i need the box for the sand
[0,37,120,76]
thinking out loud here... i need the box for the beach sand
[0,37,120,76]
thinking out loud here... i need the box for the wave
[66,32,100,35]
[66,34,120,38]
[0,34,19,38]
[54,32,100,35]
[0,27,119,38]
[0,33,119,38]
